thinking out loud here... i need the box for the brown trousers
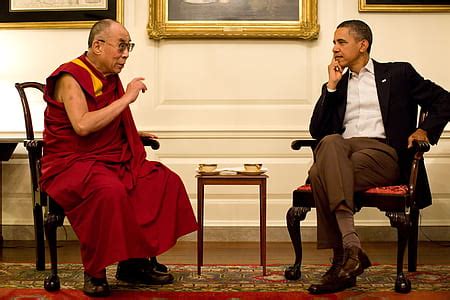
[309,134,400,249]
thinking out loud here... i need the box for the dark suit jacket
[309,60,450,208]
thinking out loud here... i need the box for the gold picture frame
[0,0,123,29]
[147,0,319,40]
[359,0,450,12]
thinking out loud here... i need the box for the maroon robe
[40,54,197,276]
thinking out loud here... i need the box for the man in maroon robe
[40,19,198,297]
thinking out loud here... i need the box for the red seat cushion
[296,184,408,195]
[296,184,312,192]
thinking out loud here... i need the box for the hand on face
[125,77,147,104]
[327,55,343,90]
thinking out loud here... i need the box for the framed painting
[0,0,123,29]
[147,0,319,39]
[359,0,450,12]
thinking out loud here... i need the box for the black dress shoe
[83,272,110,297]
[116,258,174,285]
[337,246,372,279]
[308,276,356,294]
[150,256,169,273]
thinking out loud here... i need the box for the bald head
[86,19,132,75]
[88,19,120,48]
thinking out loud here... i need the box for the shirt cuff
[327,87,336,93]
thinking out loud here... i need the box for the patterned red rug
[1,289,450,299]
[0,263,449,299]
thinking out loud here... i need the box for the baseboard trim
[2,225,449,242]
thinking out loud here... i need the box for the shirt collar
[349,58,374,79]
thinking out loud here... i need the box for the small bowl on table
[243,164,263,172]
[198,164,218,173]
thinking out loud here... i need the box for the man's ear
[360,39,369,53]
[91,40,103,55]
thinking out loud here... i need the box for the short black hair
[337,20,373,54]
[87,19,117,48]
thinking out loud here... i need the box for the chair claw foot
[44,274,61,292]
[284,264,301,280]
[395,272,411,294]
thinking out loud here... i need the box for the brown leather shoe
[116,258,174,285]
[321,260,342,283]
[337,246,372,279]
[308,276,356,294]
[83,272,110,297]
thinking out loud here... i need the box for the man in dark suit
[307,20,449,294]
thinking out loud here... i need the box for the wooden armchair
[283,109,431,294]
[15,82,160,291]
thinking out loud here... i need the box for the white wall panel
[4,138,449,228]
[1,0,449,235]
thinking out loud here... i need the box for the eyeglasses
[98,39,135,53]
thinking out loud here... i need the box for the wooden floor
[1,240,450,266]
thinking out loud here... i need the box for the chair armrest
[24,139,44,154]
[291,139,318,151]
[24,137,160,154]
[291,139,430,153]
[411,140,430,154]
[140,135,160,150]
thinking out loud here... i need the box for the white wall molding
[2,130,449,140]
[2,225,448,242]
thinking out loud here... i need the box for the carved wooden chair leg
[408,207,419,272]
[33,203,45,271]
[284,206,311,280]
[43,212,61,292]
[387,211,412,293]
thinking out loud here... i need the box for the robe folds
[40,53,198,276]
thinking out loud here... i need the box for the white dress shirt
[342,59,386,139]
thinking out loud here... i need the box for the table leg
[197,178,204,276]
[0,162,3,246]
[260,179,267,276]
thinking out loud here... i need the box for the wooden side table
[196,174,268,276]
